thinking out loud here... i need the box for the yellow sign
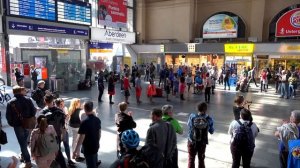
[286,45,300,51]
[280,55,300,59]
[225,44,254,53]
[57,49,68,54]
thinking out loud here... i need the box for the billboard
[203,14,238,39]
[276,8,300,37]
[98,0,127,29]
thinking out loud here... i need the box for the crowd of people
[0,62,299,168]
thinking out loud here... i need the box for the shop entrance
[272,59,300,71]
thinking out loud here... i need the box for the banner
[98,0,127,29]
[276,8,300,37]
[91,28,135,44]
[203,14,238,39]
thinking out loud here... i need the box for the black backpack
[232,120,255,152]
[31,90,39,101]
[192,115,208,143]
[124,144,163,168]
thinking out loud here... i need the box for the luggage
[154,88,163,97]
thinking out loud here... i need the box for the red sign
[276,8,300,37]
[98,0,127,29]
[23,63,30,76]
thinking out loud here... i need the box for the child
[179,76,186,100]
[147,79,156,103]
[164,78,171,101]
[186,73,193,93]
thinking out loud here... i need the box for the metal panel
[6,16,90,40]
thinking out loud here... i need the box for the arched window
[202,12,246,42]
[269,4,300,41]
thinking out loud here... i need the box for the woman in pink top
[31,115,58,168]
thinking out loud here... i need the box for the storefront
[224,43,254,75]
[90,28,136,73]
[4,0,91,90]
[255,43,300,72]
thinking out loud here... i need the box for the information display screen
[9,0,56,21]
[57,0,91,25]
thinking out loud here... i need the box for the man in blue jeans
[6,86,36,168]
[73,101,101,168]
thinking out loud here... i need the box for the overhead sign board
[225,44,254,53]
[8,21,89,36]
[91,28,135,44]
[57,0,91,25]
[9,0,56,21]
[98,0,127,29]
[203,14,238,39]
[276,8,300,37]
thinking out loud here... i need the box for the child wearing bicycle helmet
[110,130,140,168]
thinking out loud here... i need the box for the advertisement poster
[203,14,238,39]
[276,8,300,37]
[98,0,127,29]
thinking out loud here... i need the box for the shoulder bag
[12,103,36,129]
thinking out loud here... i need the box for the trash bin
[229,77,237,87]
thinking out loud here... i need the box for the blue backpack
[232,120,255,152]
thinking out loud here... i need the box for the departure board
[9,0,56,21]
[57,0,91,25]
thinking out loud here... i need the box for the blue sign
[57,0,91,25]
[89,42,113,49]
[8,21,89,36]
[9,0,56,21]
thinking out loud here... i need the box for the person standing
[15,67,24,86]
[164,78,171,101]
[144,64,150,81]
[6,86,36,168]
[123,73,131,104]
[42,94,67,168]
[97,71,105,102]
[280,70,289,99]
[68,98,85,162]
[275,110,300,168]
[30,115,58,168]
[146,108,177,168]
[179,76,186,101]
[248,67,259,87]
[228,109,259,168]
[115,102,136,158]
[55,98,76,167]
[187,102,214,168]
[30,65,38,90]
[73,101,101,168]
[108,71,116,104]
[135,73,142,104]
[204,73,213,104]
[147,79,156,103]
[260,69,268,92]
[224,69,230,90]
[32,80,50,109]
[162,105,183,168]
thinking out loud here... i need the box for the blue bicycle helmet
[121,130,140,149]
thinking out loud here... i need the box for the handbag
[12,103,36,129]
[0,129,8,145]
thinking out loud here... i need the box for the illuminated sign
[280,55,300,59]
[276,8,300,37]
[203,14,238,39]
[225,44,254,53]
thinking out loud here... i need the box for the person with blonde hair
[68,98,85,162]
[31,115,58,168]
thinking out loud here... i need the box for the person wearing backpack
[73,101,101,168]
[115,102,137,158]
[109,130,140,168]
[187,102,214,168]
[146,108,177,168]
[42,94,67,168]
[30,115,58,167]
[6,86,36,168]
[275,110,300,168]
[228,108,259,168]
[162,105,182,168]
